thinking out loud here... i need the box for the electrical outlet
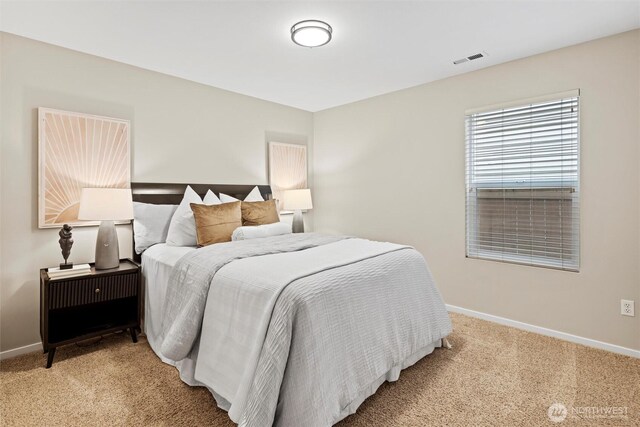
[621,300,635,317]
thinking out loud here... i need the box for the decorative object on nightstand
[283,189,313,233]
[40,259,141,368]
[58,224,74,269]
[46,263,91,279]
[78,188,133,270]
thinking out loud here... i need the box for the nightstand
[40,259,141,368]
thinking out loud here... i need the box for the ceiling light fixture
[291,20,332,48]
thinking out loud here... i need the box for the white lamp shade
[283,189,313,210]
[78,188,134,221]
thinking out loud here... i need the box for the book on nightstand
[46,263,91,279]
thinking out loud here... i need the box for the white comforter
[156,234,452,426]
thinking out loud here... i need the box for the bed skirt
[146,328,441,425]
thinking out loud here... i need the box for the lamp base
[292,210,304,233]
[95,220,120,270]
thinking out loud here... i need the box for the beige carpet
[1,313,638,426]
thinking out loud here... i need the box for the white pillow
[203,189,222,205]
[132,202,178,254]
[166,186,204,246]
[220,186,264,203]
[232,222,292,241]
[166,187,223,246]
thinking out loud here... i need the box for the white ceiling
[1,1,639,112]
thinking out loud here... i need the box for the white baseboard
[446,304,640,359]
[0,342,42,361]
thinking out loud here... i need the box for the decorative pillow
[220,186,264,203]
[232,221,292,241]
[190,201,242,246]
[241,199,279,226]
[132,202,178,254]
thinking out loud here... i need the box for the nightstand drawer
[48,273,138,309]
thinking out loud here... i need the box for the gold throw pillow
[190,202,242,246]
[241,199,279,226]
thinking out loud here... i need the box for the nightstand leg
[130,327,138,343]
[46,348,56,369]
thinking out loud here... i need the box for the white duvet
[151,234,452,426]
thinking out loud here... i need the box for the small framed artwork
[38,108,131,228]
[268,142,308,212]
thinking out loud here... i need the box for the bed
[133,182,452,427]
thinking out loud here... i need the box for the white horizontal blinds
[466,95,579,271]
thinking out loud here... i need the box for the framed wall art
[268,141,308,212]
[38,108,131,228]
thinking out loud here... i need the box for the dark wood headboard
[131,182,272,262]
[131,182,272,205]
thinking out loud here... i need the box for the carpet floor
[1,313,638,426]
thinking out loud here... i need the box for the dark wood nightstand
[40,259,141,368]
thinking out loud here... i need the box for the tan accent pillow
[241,199,279,226]
[190,202,242,247]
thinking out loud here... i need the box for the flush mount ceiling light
[291,20,332,47]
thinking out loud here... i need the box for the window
[465,91,580,271]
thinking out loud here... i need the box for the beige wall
[0,33,313,352]
[313,30,640,350]
[2,30,639,354]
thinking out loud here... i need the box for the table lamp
[78,188,133,270]
[283,189,313,233]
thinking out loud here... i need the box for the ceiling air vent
[453,52,486,65]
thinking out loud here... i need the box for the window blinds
[465,93,580,271]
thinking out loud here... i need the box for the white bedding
[142,244,194,344]
[142,244,200,384]
[142,236,452,426]
[197,238,414,421]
